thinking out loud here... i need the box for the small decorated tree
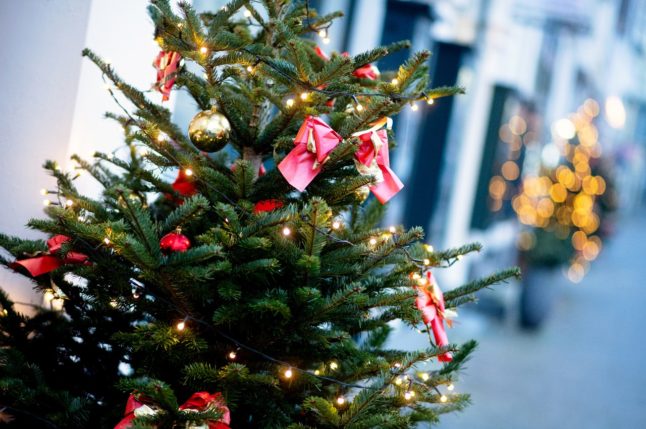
[0,1,518,427]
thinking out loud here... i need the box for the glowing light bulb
[322,37,331,45]
[427,98,434,105]
[421,373,429,381]
[389,226,396,233]
[246,65,253,72]
[43,199,51,206]
[412,273,421,280]
[184,168,193,177]
[177,23,183,29]
[318,29,327,38]
[329,361,338,370]
[103,237,111,245]
[423,258,430,266]
[395,377,403,385]
[369,238,377,246]
[355,103,364,112]
[440,395,448,403]
[109,299,118,308]
[391,78,399,86]
[157,132,167,142]
[456,254,463,261]
[336,396,345,405]
[282,226,291,236]
[40,188,48,196]
[332,221,341,230]
[176,320,186,331]
[284,368,293,378]
[424,244,434,252]
[447,383,455,391]
[243,8,252,17]
[103,83,112,91]
[199,46,208,54]
[228,351,237,360]
[314,369,320,375]
[138,148,148,156]
[65,199,74,207]
[410,103,419,112]
[285,98,295,108]
[404,391,413,400]
[300,92,309,101]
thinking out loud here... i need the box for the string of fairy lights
[35,1,462,407]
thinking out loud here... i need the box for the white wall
[0,0,157,313]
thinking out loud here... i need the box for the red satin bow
[315,47,380,80]
[172,168,198,198]
[415,272,453,362]
[278,116,342,192]
[253,199,284,214]
[353,118,404,204]
[11,235,89,277]
[115,392,231,429]
[153,50,182,101]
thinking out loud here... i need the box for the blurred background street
[1,0,645,427]
[441,209,646,429]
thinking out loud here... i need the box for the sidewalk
[435,213,646,428]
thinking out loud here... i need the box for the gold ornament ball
[188,108,231,152]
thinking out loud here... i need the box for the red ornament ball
[160,229,191,253]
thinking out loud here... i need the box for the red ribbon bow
[415,272,453,362]
[352,118,404,204]
[253,199,284,214]
[153,50,182,101]
[278,116,342,192]
[115,392,231,429]
[11,235,89,277]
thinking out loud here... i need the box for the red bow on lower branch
[415,272,453,362]
[115,391,231,429]
[10,235,89,277]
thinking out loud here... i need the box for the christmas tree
[0,1,519,427]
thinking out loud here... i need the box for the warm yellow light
[314,369,320,375]
[424,244,434,252]
[411,272,421,280]
[40,188,48,196]
[300,92,309,101]
[509,115,527,136]
[199,46,208,54]
[43,199,51,206]
[246,65,253,72]
[440,395,448,403]
[389,226,397,233]
[285,98,295,107]
[176,321,186,331]
[138,148,148,156]
[65,199,74,207]
[284,368,293,378]
[421,373,429,381]
[404,391,413,401]
[282,227,291,236]
[322,37,331,45]
[410,103,419,112]
[426,98,434,105]
[103,237,111,245]
[423,258,430,266]
[501,161,520,181]
[332,221,341,230]
[395,377,403,385]
[228,351,237,360]
[336,396,345,405]
[184,168,193,177]
[447,383,455,391]
[391,78,399,86]
[456,255,463,261]
[109,299,118,308]
[369,238,377,246]
[329,361,338,370]
[243,8,252,17]
[356,103,364,112]
[318,29,327,38]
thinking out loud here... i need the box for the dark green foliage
[0,1,518,428]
